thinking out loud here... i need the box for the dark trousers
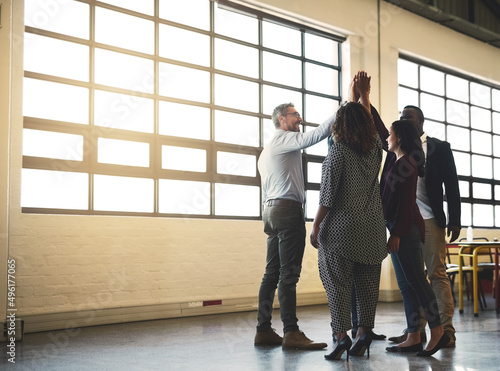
[257,205,305,333]
[391,223,441,332]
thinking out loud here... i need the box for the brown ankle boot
[254,329,283,345]
[282,331,327,350]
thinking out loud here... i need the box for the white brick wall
[8,213,326,317]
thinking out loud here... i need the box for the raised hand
[353,71,371,111]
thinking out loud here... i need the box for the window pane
[160,24,210,67]
[215,111,259,147]
[263,119,275,147]
[159,63,210,103]
[96,7,154,54]
[159,179,210,214]
[23,129,83,161]
[494,112,500,134]
[459,180,469,198]
[473,183,491,200]
[420,93,445,121]
[494,159,500,181]
[497,205,500,227]
[470,82,491,109]
[398,59,418,88]
[24,34,89,81]
[95,49,154,94]
[263,52,302,88]
[471,131,491,156]
[305,33,338,66]
[214,5,258,44]
[398,87,418,113]
[24,0,89,39]
[263,85,302,117]
[305,95,339,125]
[262,21,301,55]
[496,185,500,200]
[214,38,258,78]
[473,204,494,227]
[447,126,469,151]
[425,120,445,141]
[94,90,154,133]
[446,75,469,102]
[159,102,210,140]
[453,151,470,176]
[159,0,209,30]
[305,63,338,96]
[94,175,153,212]
[98,138,149,167]
[217,152,256,177]
[307,162,322,183]
[472,154,492,179]
[446,100,469,127]
[306,190,319,219]
[470,106,491,131]
[460,202,471,226]
[420,66,444,95]
[98,0,154,15]
[214,183,260,216]
[493,89,500,111]
[21,169,88,209]
[495,135,500,157]
[162,146,206,172]
[214,74,259,112]
[23,78,89,124]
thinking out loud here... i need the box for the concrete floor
[1,295,499,371]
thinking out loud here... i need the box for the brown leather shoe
[254,329,283,345]
[388,329,427,343]
[282,331,327,350]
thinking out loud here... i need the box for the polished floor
[1,295,499,371]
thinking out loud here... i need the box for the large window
[398,56,500,228]
[21,0,343,219]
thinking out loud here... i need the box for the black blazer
[425,136,461,230]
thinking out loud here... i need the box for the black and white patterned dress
[317,136,387,333]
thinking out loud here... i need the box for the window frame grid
[22,0,344,219]
[398,54,500,228]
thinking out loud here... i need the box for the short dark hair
[404,105,425,123]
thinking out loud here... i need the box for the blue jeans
[391,223,441,332]
[257,204,305,333]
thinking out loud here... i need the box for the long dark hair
[392,119,425,177]
[333,102,376,156]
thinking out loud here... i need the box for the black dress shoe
[417,333,449,357]
[386,343,423,353]
[352,329,386,340]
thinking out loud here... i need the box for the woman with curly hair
[310,72,387,361]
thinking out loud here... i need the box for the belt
[266,199,303,208]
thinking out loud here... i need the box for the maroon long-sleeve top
[371,106,425,242]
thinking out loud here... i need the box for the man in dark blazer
[388,105,461,347]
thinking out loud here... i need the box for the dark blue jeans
[391,223,441,332]
[257,204,305,333]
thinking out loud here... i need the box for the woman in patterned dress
[310,72,387,361]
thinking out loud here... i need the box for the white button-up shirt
[258,114,335,204]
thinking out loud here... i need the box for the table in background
[451,242,500,317]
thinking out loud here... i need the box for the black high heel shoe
[325,336,352,361]
[348,333,372,357]
[417,333,449,357]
